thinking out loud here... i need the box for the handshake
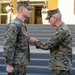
[29,37,37,45]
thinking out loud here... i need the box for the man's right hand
[29,37,36,45]
[6,64,14,73]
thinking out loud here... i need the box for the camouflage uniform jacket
[35,22,72,70]
[3,17,30,65]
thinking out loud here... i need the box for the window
[1,3,9,13]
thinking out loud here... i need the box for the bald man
[31,8,72,75]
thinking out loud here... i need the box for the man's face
[49,15,57,27]
[21,6,32,18]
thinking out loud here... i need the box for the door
[35,6,42,24]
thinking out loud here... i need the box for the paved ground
[0,45,75,54]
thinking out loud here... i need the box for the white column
[58,0,74,24]
[0,3,1,24]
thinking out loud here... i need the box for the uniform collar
[59,22,65,27]
[16,17,26,27]
[16,17,24,23]
[56,22,65,30]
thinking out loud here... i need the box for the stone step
[0,37,75,43]
[0,57,75,67]
[0,37,4,41]
[1,36,75,39]
[0,64,6,71]
[0,58,48,65]
[26,73,53,75]
[28,31,75,35]
[27,65,52,74]
[0,64,74,75]
[0,33,5,37]
[0,30,6,33]
[0,24,75,29]
[71,68,75,75]
[32,34,75,38]
[0,64,52,73]
[27,25,75,28]
[0,40,75,45]
[0,57,49,66]
[72,60,75,67]
[0,42,4,45]
[0,57,5,64]
[0,38,75,42]
[28,30,75,33]
[0,27,6,29]
[0,72,7,75]
[1,51,75,58]
[1,34,75,39]
[27,25,75,29]
[0,24,75,30]
[0,52,49,58]
[0,51,75,58]
[1,39,75,45]
[72,43,75,47]
[0,29,75,34]
[0,72,52,75]
[29,58,48,66]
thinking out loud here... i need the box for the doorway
[35,6,42,24]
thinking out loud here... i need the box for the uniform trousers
[8,64,27,75]
[52,70,71,75]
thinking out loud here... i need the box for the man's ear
[19,7,23,12]
[54,16,57,21]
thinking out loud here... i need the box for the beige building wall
[0,0,45,24]
[29,5,35,24]
[11,0,17,15]
[48,0,58,10]
[0,0,74,24]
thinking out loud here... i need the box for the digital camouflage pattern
[35,22,72,71]
[53,70,71,75]
[3,17,30,66]
[46,8,60,20]
[8,65,27,75]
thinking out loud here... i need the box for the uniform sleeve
[35,29,66,50]
[3,25,17,65]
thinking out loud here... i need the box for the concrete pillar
[11,0,17,15]
[47,0,58,10]
[11,0,17,20]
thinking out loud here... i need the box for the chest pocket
[21,25,30,40]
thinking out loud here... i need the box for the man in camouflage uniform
[3,1,33,75]
[33,8,72,75]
